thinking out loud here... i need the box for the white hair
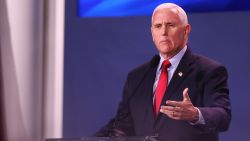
[152,3,188,25]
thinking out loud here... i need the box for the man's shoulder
[128,60,152,77]
[127,55,159,79]
[191,52,226,71]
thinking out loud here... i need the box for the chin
[158,46,172,53]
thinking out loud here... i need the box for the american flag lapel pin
[178,71,183,77]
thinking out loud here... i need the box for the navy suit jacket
[95,49,231,141]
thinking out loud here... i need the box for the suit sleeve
[94,75,135,137]
[198,66,231,132]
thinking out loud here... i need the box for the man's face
[151,8,190,58]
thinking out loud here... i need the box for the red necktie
[154,60,171,117]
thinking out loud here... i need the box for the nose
[161,25,168,36]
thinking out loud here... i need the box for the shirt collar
[158,45,187,71]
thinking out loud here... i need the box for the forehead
[152,8,182,24]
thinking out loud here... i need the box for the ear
[183,24,191,43]
[184,24,191,36]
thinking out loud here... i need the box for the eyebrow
[153,20,177,25]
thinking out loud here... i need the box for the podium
[46,136,160,141]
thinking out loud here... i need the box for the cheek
[172,32,183,43]
[152,32,156,42]
[177,29,186,39]
[152,34,160,43]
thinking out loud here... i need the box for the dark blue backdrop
[63,0,250,140]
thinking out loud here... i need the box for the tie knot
[162,60,171,69]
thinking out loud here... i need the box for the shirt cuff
[190,107,205,125]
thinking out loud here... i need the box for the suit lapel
[141,66,157,123]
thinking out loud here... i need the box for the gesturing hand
[160,88,199,122]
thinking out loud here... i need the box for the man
[95,3,231,141]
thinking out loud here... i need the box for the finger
[160,108,173,116]
[160,108,181,120]
[160,108,171,114]
[166,100,183,107]
[161,106,183,115]
[161,105,175,111]
[183,88,191,101]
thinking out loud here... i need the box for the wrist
[190,107,199,123]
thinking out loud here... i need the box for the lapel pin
[178,72,183,77]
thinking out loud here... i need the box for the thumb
[183,88,190,101]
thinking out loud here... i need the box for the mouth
[160,40,170,44]
[160,40,168,43]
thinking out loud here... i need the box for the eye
[167,23,175,27]
[154,24,162,29]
